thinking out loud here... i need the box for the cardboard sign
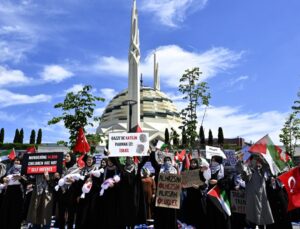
[205,146,227,159]
[224,150,237,166]
[181,169,204,188]
[230,190,246,214]
[155,173,181,209]
[22,152,63,175]
[109,132,149,157]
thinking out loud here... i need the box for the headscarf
[65,153,76,169]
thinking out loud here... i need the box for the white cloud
[0,89,51,107]
[229,75,249,87]
[99,88,118,101]
[0,65,32,87]
[190,105,287,145]
[41,65,74,83]
[141,0,208,27]
[94,45,242,88]
[0,111,16,122]
[64,84,84,94]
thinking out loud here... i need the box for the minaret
[153,52,160,91]
[127,0,140,131]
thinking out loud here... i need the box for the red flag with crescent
[278,167,300,211]
[73,127,90,154]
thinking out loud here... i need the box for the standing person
[112,156,147,228]
[150,150,178,229]
[141,167,156,221]
[56,152,80,229]
[75,154,100,229]
[181,158,210,229]
[92,157,121,229]
[206,155,231,229]
[26,171,56,228]
[0,157,26,229]
[244,155,274,228]
[266,176,292,229]
[0,162,6,210]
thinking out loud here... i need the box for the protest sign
[155,151,174,165]
[22,152,63,175]
[155,173,181,209]
[224,150,237,166]
[181,169,204,188]
[108,132,149,157]
[205,146,227,159]
[230,190,246,214]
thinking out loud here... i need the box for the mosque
[96,0,182,142]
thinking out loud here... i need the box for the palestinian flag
[248,135,288,175]
[0,148,16,161]
[208,185,231,216]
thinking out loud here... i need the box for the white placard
[205,146,227,159]
[108,132,149,157]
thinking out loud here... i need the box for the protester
[56,152,80,229]
[26,171,56,228]
[244,155,274,228]
[0,157,26,229]
[141,167,156,221]
[150,150,178,229]
[75,154,100,229]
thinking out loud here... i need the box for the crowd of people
[0,148,299,229]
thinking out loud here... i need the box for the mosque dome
[97,87,182,141]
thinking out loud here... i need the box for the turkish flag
[278,167,300,211]
[73,127,90,154]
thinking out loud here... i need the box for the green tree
[29,130,36,144]
[36,129,42,144]
[208,129,213,146]
[57,140,68,147]
[181,126,187,148]
[171,128,179,148]
[164,128,170,145]
[48,85,105,145]
[0,128,4,143]
[86,133,103,153]
[19,128,24,144]
[199,125,205,149]
[179,67,210,148]
[279,113,300,157]
[13,129,20,143]
[280,91,300,158]
[217,127,224,147]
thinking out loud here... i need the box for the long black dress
[113,157,147,228]
[92,164,121,229]
[0,165,25,229]
[150,151,177,229]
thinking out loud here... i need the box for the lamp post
[122,99,137,132]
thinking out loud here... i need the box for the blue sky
[0,0,299,145]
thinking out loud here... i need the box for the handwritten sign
[155,173,181,209]
[108,132,149,157]
[22,152,63,175]
[230,190,246,214]
[181,169,204,188]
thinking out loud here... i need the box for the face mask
[165,161,172,168]
[211,161,219,166]
[14,164,21,169]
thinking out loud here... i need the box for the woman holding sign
[150,150,178,229]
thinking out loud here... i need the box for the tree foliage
[36,129,42,144]
[19,128,24,144]
[48,85,105,145]
[217,127,224,147]
[208,129,213,146]
[30,130,36,144]
[179,67,210,148]
[170,128,179,148]
[86,133,103,153]
[0,128,4,143]
[199,125,205,149]
[164,128,170,145]
[181,126,187,148]
[13,129,20,143]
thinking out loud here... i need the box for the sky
[0,0,299,145]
